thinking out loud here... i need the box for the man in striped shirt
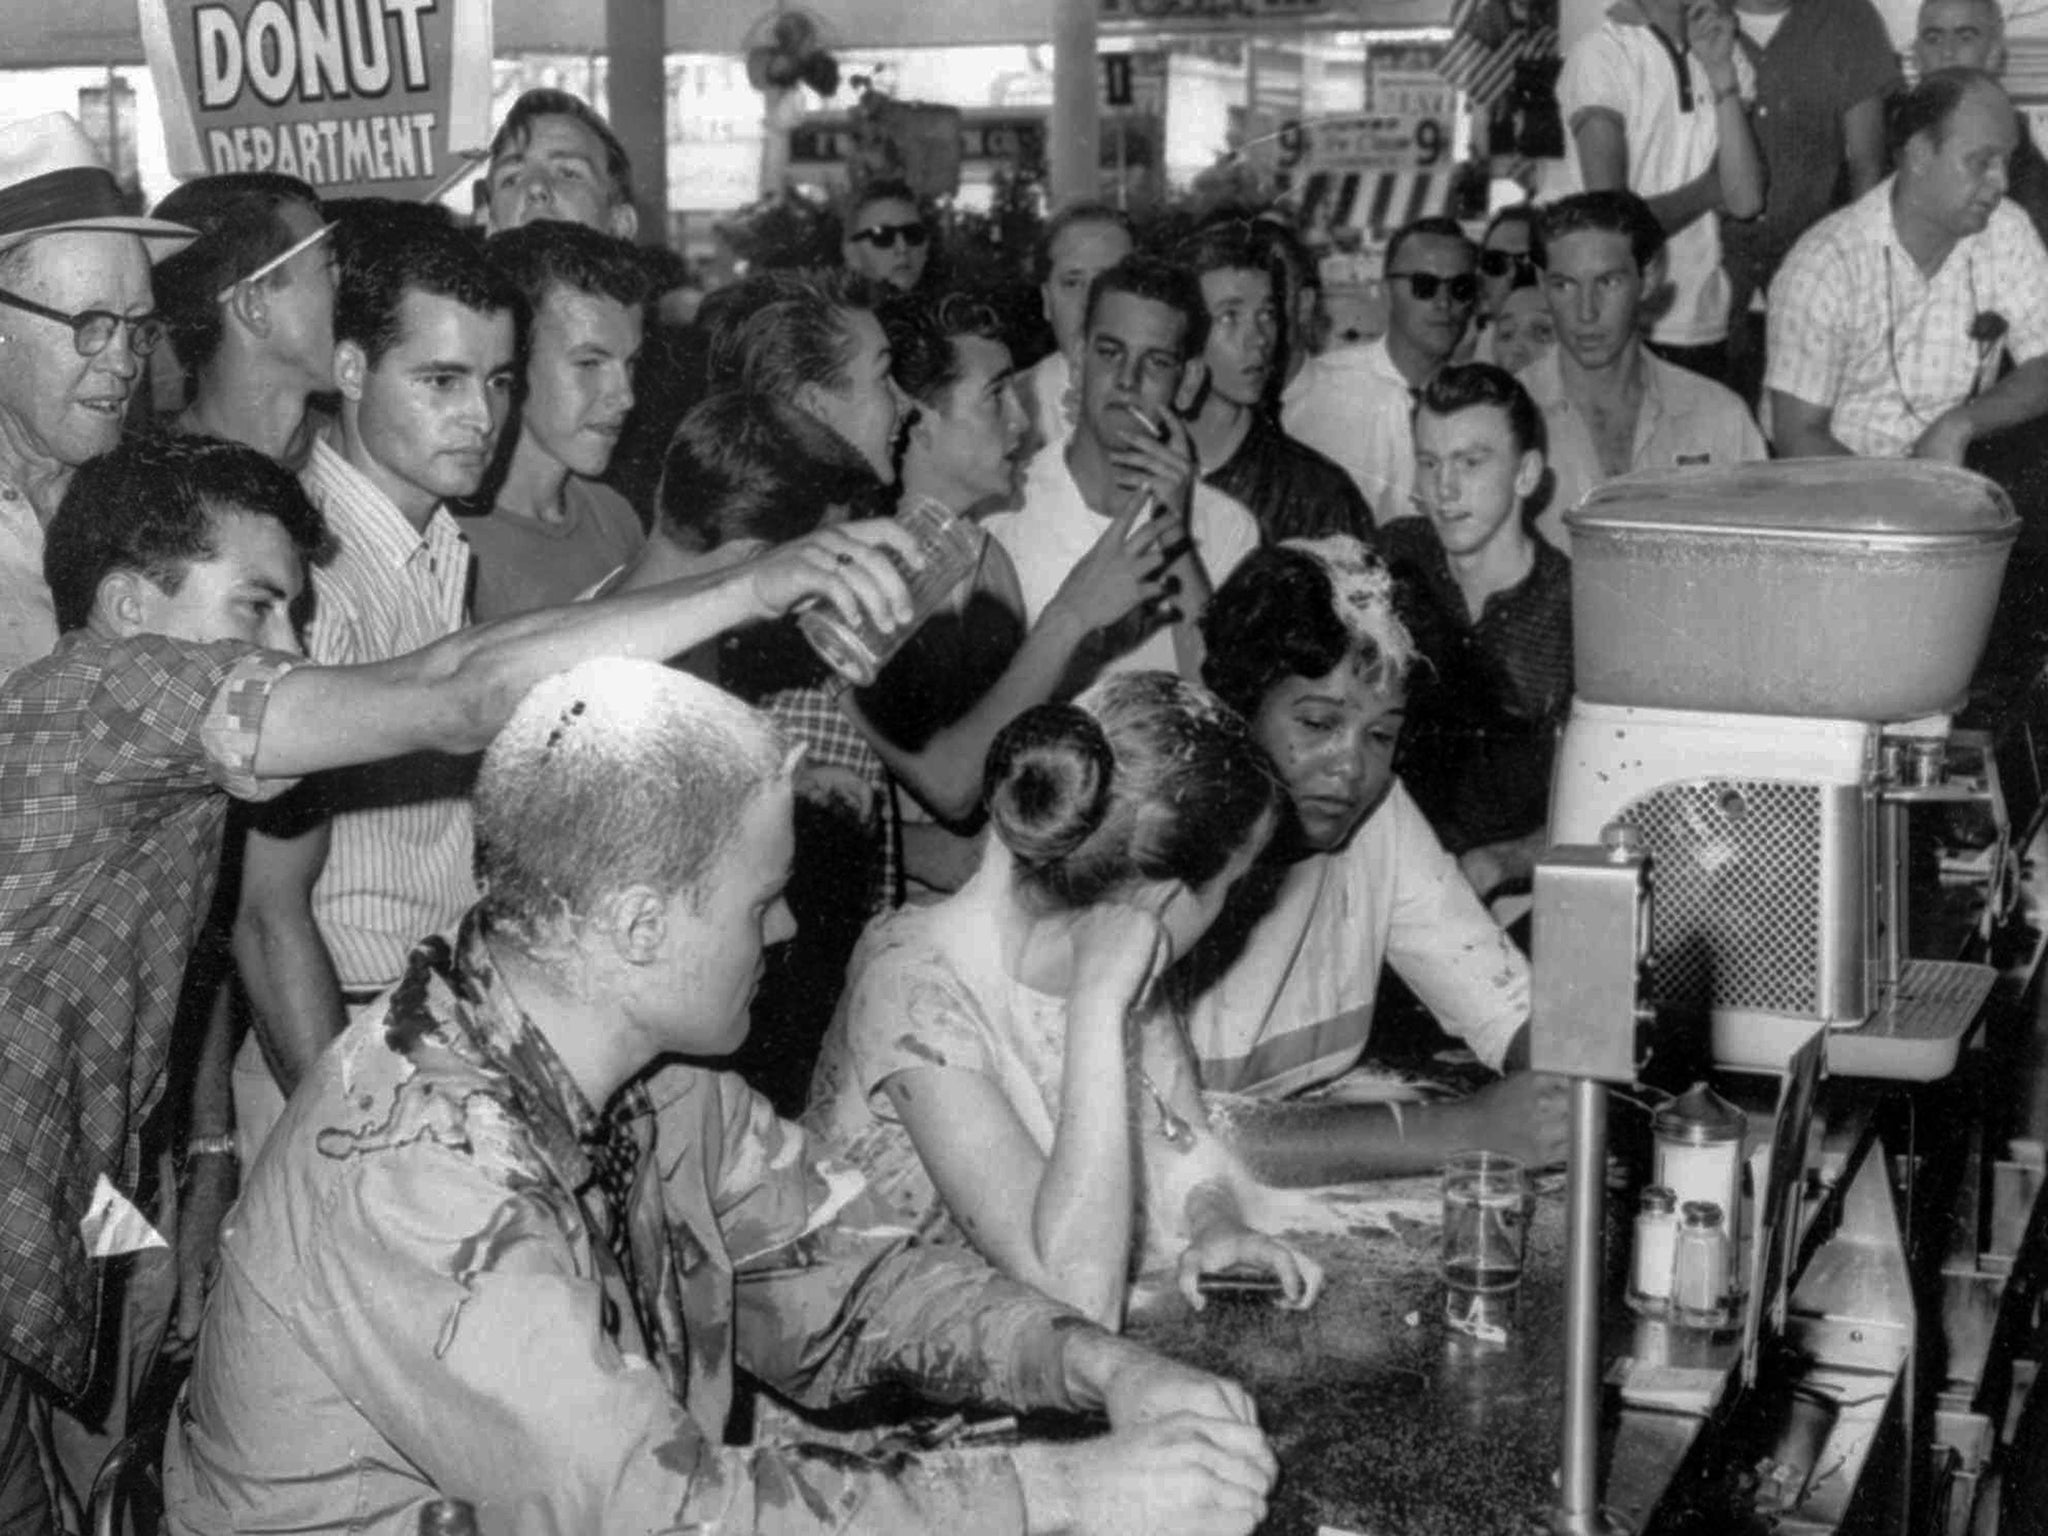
[230,210,518,1161]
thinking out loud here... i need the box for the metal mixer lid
[1565,459,2017,544]
[1652,1081,1748,1144]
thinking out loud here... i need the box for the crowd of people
[0,0,2044,1526]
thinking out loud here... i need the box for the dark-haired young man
[467,222,648,620]
[150,173,335,467]
[0,431,919,1529]
[1769,68,2048,462]
[483,88,637,239]
[229,212,521,1162]
[865,295,1173,897]
[1526,190,1763,552]
[1383,364,1570,903]
[1177,222,1375,543]
[1282,216,1477,527]
[986,255,1258,684]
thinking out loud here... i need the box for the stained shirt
[1382,520,1573,856]
[1767,178,2048,458]
[165,914,1093,1536]
[0,633,300,1394]
[807,885,1226,1269]
[1204,411,1378,545]
[1181,782,1528,1098]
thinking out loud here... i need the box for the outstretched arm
[252,521,923,778]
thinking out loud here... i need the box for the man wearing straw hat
[0,112,194,676]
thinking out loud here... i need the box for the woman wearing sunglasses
[841,177,933,294]
[1466,204,1541,365]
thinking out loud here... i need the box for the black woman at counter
[1181,535,1571,1183]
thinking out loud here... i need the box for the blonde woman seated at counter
[806,674,1323,1328]
[1180,537,1571,1184]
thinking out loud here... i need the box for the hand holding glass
[797,495,985,685]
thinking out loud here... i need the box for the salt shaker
[1673,1199,1733,1329]
[1628,1184,1680,1315]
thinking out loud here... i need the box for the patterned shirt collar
[382,911,605,1187]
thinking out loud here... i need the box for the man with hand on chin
[985,255,1259,686]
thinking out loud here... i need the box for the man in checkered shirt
[0,432,918,1529]
[1768,68,2048,461]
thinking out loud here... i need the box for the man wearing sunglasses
[0,113,194,677]
[842,179,933,294]
[1283,215,1479,529]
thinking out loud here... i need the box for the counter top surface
[1129,1177,1580,1536]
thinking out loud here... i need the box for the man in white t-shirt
[985,255,1258,685]
[1548,0,1765,383]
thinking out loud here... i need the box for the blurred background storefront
[5,0,2041,292]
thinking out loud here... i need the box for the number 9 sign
[1413,118,1445,167]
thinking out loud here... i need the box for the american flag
[1437,0,1560,111]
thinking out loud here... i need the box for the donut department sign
[140,0,495,200]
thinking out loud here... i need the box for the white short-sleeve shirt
[1767,178,2048,457]
[983,440,1259,681]
[1547,5,1756,348]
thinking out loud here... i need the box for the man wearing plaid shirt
[0,432,921,1528]
[1769,68,2048,462]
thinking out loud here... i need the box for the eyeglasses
[1478,249,1537,279]
[850,221,929,251]
[0,288,165,358]
[1386,271,1479,306]
[215,221,336,304]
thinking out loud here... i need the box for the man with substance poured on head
[163,656,1285,1536]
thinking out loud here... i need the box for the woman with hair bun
[806,672,1321,1329]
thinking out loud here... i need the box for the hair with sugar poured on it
[473,658,789,953]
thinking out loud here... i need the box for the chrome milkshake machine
[1550,458,2018,1078]
[1528,459,2021,1535]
